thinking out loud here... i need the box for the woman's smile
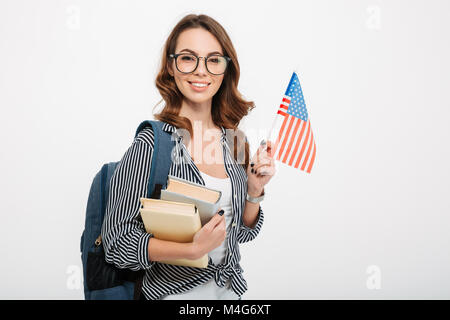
[188,81,211,92]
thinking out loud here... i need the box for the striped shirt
[101,121,264,300]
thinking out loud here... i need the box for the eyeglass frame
[169,53,232,75]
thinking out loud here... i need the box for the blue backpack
[80,120,175,300]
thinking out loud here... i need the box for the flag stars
[284,73,309,121]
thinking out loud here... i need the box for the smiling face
[168,28,225,106]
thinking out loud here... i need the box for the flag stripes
[270,72,316,173]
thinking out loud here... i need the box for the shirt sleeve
[237,202,264,244]
[236,132,265,244]
[101,128,156,271]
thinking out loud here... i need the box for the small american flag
[271,71,316,173]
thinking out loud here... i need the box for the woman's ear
[167,62,174,77]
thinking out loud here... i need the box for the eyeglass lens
[176,54,227,75]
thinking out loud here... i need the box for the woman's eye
[181,56,195,61]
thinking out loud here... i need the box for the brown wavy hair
[153,14,254,171]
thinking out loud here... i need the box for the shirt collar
[162,121,227,142]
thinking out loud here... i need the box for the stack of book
[139,175,222,268]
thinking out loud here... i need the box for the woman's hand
[246,140,276,197]
[190,210,226,259]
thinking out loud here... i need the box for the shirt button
[234,194,237,199]
[232,223,237,227]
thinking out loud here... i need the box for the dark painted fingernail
[250,162,254,167]
[218,209,224,216]
[251,168,254,173]
[255,170,258,174]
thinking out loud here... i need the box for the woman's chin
[183,95,213,105]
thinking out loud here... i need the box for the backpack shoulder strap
[135,120,175,199]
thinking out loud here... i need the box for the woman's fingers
[251,140,273,163]
[254,164,273,176]
[264,140,274,157]
[256,164,276,176]
[252,157,271,171]
[251,153,274,173]
[248,140,276,176]
[206,210,224,228]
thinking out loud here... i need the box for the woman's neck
[178,99,218,131]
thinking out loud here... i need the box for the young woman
[101,14,276,300]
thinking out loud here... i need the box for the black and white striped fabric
[101,122,264,300]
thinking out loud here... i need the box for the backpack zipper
[95,235,102,247]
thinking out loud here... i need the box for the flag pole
[256,114,277,176]
[263,69,297,157]
[258,69,298,175]
[265,112,278,157]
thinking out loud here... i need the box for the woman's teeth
[191,82,209,87]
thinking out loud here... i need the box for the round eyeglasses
[169,53,231,75]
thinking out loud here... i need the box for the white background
[1,0,449,299]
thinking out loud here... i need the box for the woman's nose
[195,57,208,74]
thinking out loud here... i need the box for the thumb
[208,209,224,227]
